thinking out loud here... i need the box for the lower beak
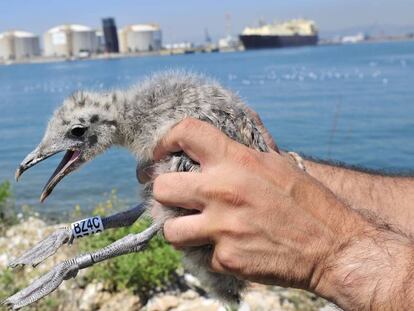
[40,150,82,202]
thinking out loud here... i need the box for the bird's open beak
[16,148,83,202]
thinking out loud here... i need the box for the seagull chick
[5,71,270,309]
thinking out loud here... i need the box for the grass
[0,181,17,233]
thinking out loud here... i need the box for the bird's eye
[71,126,87,138]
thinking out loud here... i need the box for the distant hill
[321,24,414,39]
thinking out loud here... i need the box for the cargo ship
[239,19,318,49]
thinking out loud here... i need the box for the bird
[4,71,271,310]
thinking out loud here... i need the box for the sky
[0,0,413,43]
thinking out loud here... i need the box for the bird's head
[16,91,120,202]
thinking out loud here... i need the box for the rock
[180,290,198,300]
[0,253,8,267]
[78,282,104,310]
[147,294,180,311]
[242,289,284,311]
[173,299,224,311]
[239,284,335,311]
[100,291,142,311]
[146,291,224,311]
[319,304,341,311]
[183,273,201,287]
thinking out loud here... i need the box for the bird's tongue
[55,150,80,174]
[40,150,81,202]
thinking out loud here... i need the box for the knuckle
[198,182,245,207]
[213,248,240,273]
[179,118,201,132]
[196,182,210,198]
[210,255,224,273]
[197,182,218,201]
[220,187,245,207]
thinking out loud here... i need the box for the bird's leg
[8,203,146,268]
[3,223,161,310]
[101,203,147,229]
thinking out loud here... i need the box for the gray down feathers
[50,71,270,303]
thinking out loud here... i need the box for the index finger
[153,118,231,165]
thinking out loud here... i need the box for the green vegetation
[78,191,182,299]
[0,181,11,202]
[0,181,17,233]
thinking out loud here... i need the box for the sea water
[0,41,413,218]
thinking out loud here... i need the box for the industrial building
[119,24,162,53]
[0,30,40,61]
[44,24,98,58]
[102,18,119,53]
[95,30,105,53]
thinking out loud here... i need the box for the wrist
[302,159,334,182]
[314,217,414,310]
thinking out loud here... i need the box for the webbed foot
[8,227,73,268]
[3,259,79,310]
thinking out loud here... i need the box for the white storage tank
[119,24,162,53]
[0,30,40,61]
[44,24,98,58]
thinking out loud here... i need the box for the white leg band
[71,216,104,239]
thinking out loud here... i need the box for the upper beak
[15,147,59,182]
[16,146,82,203]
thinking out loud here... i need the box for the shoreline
[0,46,244,67]
[1,37,413,67]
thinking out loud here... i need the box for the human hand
[151,118,414,310]
[151,118,360,288]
